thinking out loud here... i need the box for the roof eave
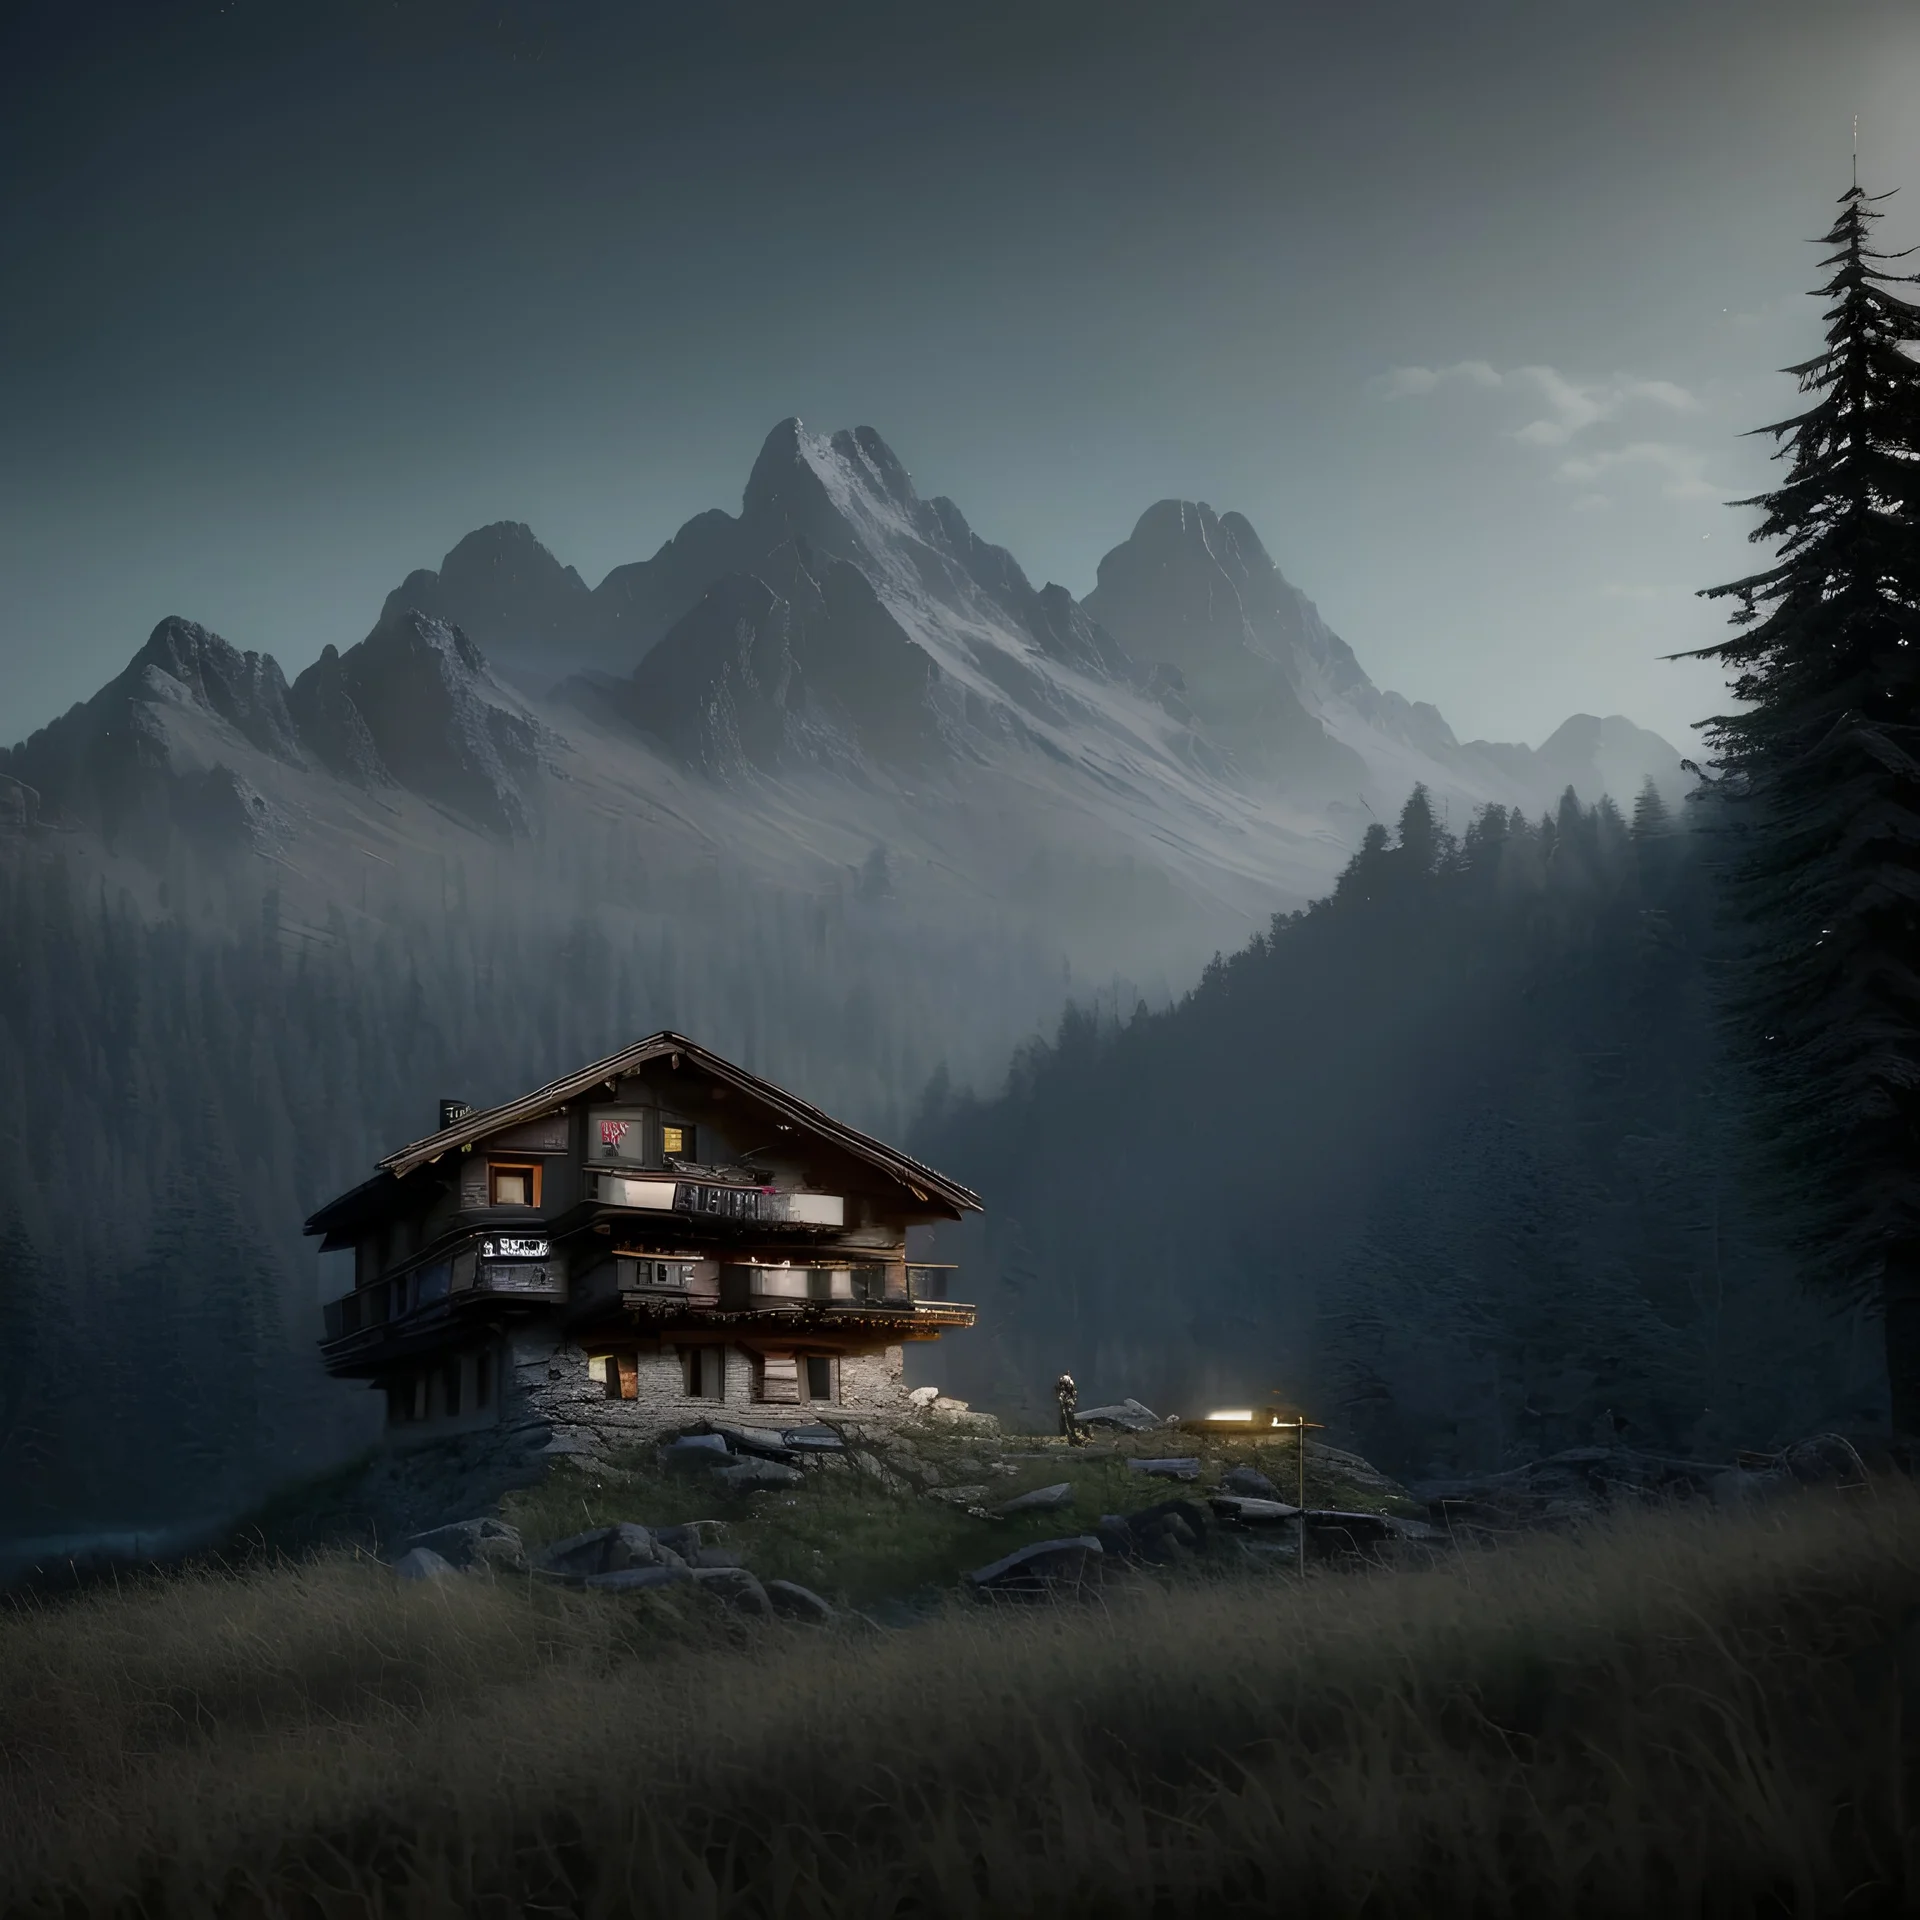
[372,1031,982,1213]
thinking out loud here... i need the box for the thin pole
[1271,1408,1323,1580]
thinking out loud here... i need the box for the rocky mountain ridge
[0,418,1687,936]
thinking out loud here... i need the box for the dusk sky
[3,0,1917,754]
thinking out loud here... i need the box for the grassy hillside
[4,1481,1917,1918]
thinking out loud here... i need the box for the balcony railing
[321,1255,564,1343]
[588,1170,845,1227]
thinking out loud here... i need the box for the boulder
[990,1482,1075,1517]
[650,1521,727,1559]
[1127,1457,1201,1481]
[392,1546,459,1581]
[690,1566,773,1616]
[1120,1497,1211,1561]
[767,1578,837,1623]
[405,1517,527,1573]
[907,1386,941,1408]
[1209,1494,1302,1526]
[1078,1398,1164,1433]
[712,1426,800,1463]
[687,1543,748,1569]
[713,1458,805,1492]
[661,1434,732,1472]
[1221,1466,1281,1498]
[967,1536,1105,1598]
[540,1523,666,1578]
[780,1426,846,1452]
[581,1565,695,1594]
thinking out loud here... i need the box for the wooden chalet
[308,1033,980,1445]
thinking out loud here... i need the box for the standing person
[1055,1373,1086,1447]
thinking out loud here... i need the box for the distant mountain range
[1,418,1685,970]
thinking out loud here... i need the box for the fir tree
[1682,179,1920,1436]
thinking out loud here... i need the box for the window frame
[488,1160,543,1208]
[680,1345,725,1402]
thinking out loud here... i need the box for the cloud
[1556,441,1718,501]
[1370,359,1703,445]
[1370,357,1718,503]
[1367,359,1502,399]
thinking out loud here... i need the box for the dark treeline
[0,842,1075,1534]
[914,784,1885,1478]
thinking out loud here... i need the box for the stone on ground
[767,1578,837,1623]
[989,1481,1074,1517]
[391,1546,459,1581]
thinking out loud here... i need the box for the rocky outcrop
[1084,501,1368,791]
[614,547,946,783]
[2,617,302,851]
[287,609,548,833]
[379,522,595,686]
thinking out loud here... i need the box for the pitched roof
[305,1031,980,1235]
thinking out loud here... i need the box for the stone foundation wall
[503,1327,919,1462]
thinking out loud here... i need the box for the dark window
[804,1355,835,1403]
[681,1347,724,1401]
[474,1347,493,1408]
[385,1377,411,1426]
[443,1359,461,1418]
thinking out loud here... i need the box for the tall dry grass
[4,1486,1919,1918]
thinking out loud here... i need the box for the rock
[1078,1399,1164,1433]
[1222,1466,1281,1498]
[1209,1494,1302,1526]
[713,1458,806,1492]
[1127,1457,1201,1481]
[907,1386,941,1408]
[650,1521,728,1559]
[540,1523,664,1578]
[690,1566,773,1616]
[392,1546,459,1581]
[967,1536,1104,1597]
[1123,1497,1211,1551]
[581,1565,695,1594]
[687,1544,747,1569]
[990,1482,1075,1517]
[712,1426,800,1463]
[780,1426,846,1452]
[661,1434,732,1472]
[767,1578,836,1623]
[405,1517,527,1573]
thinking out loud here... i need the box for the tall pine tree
[1684,179,1920,1437]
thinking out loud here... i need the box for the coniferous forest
[913,781,1884,1470]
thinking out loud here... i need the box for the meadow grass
[4,1481,1917,1918]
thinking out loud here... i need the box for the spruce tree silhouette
[1680,178,1920,1437]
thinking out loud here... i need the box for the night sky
[3,0,1916,753]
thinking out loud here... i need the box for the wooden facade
[307,1032,981,1441]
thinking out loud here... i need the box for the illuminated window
[660,1122,695,1159]
[489,1162,540,1207]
